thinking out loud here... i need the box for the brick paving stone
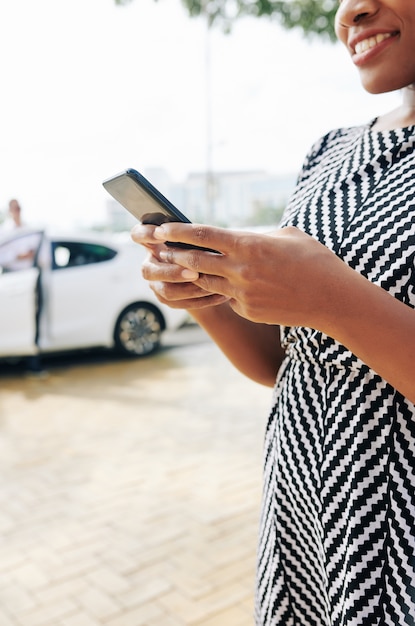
[0,550,28,573]
[117,577,172,608]
[101,548,141,576]
[194,582,252,618]
[0,608,15,626]
[241,595,256,614]
[10,563,49,590]
[61,614,100,626]
[24,546,62,572]
[158,581,251,625]
[0,512,16,533]
[147,616,183,626]
[73,587,120,620]
[104,602,164,626]
[86,567,131,595]
[196,606,253,626]
[154,591,209,624]
[169,572,214,601]
[205,554,257,589]
[14,599,78,626]
[0,585,37,614]
[41,555,100,582]
[34,579,87,605]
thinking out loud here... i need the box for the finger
[194,273,233,299]
[153,223,239,255]
[131,223,158,245]
[159,246,230,280]
[142,256,199,283]
[130,224,169,262]
[153,280,220,302]
[150,281,230,309]
[184,293,230,309]
[158,293,230,310]
[147,248,235,300]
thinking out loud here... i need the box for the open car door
[0,230,44,358]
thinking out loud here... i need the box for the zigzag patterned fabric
[255,122,415,626]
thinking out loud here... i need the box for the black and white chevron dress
[255,122,415,626]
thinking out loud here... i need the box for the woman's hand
[131,222,287,386]
[137,222,349,331]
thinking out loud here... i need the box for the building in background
[106,168,297,232]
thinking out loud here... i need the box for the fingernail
[153,227,167,240]
[182,269,199,280]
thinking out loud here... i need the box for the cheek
[334,20,348,48]
[334,6,346,41]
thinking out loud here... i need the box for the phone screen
[102,169,190,226]
[102,169,219,253]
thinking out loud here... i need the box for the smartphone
[102,168,217,252]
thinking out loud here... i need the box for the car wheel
[114,303,165,356]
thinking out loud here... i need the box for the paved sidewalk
[0,327,271,626]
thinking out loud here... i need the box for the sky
[0,0,400,229]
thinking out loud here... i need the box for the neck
[372,85,415,131]
[402,84,415,116]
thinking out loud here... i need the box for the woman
[132,0,415,623]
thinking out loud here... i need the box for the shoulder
[295,121,374,185]
[307,122,372,162]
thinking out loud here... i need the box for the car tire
[114,303,165,357]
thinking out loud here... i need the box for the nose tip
[335,0,377,30]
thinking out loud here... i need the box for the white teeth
[354,32,392,54]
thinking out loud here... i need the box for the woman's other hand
[130,223,230,310]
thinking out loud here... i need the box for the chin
[360,72,415,95]
[363,85,397,95]
[361,79,403,95]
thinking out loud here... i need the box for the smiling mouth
[354,32,398,54]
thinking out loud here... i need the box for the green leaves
[115,0,338,41]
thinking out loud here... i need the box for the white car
[0,229,188,360]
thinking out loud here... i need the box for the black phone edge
[103,168,219,253]
[124,168,192,224]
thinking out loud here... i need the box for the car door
[0,231,44,357]
[47,239,118,350]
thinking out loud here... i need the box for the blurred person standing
[3,198,26,230]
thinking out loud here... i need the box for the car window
[52,241,117,270]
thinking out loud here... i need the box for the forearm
[322,266,415,403]
[190,302,284,387]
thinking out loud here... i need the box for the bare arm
[190,303,284,387]
[321,263,415,401]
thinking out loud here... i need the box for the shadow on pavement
[0,323,207,379]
